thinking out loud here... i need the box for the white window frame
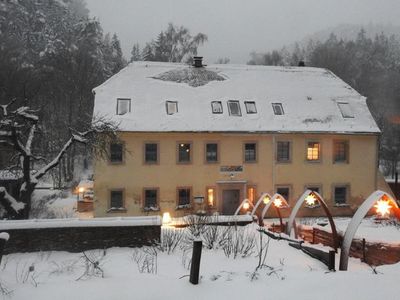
[166,101,178,115]
[244,101,257,114]
[272,103,284,115]
[211,101,223,114]
[116,98,131,115]
[227,100,241,116]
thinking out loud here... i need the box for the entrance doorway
[222,189,240,215]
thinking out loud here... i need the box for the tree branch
[0,187,25,217]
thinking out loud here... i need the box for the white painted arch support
[339,190,399,271]
[234,198,254,216]
[251,192,272,217]
[286,190,316,236]
[260,193,290,220]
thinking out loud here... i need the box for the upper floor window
[178,142,192,163]
[306,141,320,161]
[244,142,257,162]
[166,101,178,115]
[110,143,123,163]
[205,143,218,163]
[211,101,223,114]
[337,102,354,118]
[333,140,349,163]
[227,100,241,116]
[245,101,257,114]
[116,98,131,115]
[144,143,158,164]
[272,103,284,115]
[277,141,291,162]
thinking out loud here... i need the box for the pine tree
[130,43,141,62]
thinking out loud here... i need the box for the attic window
[116,98,131,115]
[337,102,354,118]
[227,100,241,116]
[272,103,284,115]
[211,101,223,114]
[245,101,257,114]
[166,101,178,115]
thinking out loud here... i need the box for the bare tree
[0,99,119,219]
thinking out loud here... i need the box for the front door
[222,189,240,215]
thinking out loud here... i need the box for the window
[306,186,321,194]
[144,143,158,164]
[116,98,131,115]
[227,100,241,116]
[110,143,123,163]
[245,101,257,114]
[244,143,257,162]
[337,102,354,118]
[333,140,349,163]
[205,143,218,163]
[334,186,348,204]
[166,101,178,115]
[272,103,284,115]
[178,142,192,163]
[110,190,124,209]
[277,141,291,162]
[247,186,256,203]
[207,187,215,207]
[307,141,320,161]
[211,101,223,114]
[177,188,191,207]
[276,186,290,202]
[144,189,158,209]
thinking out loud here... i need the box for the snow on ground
[0,223,399,300]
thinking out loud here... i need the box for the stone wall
[0,217,161,254]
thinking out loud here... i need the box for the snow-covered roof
[93,62,380,134]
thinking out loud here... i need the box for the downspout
[272,135,276,192]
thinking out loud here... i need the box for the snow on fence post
[189,240,202,285]
[0,232,9,264]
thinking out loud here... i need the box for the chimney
[193,56,203,68]
[298,60,305,67]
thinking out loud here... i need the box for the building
[92,59,391,218]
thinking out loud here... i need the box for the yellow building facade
[92,61,388,218]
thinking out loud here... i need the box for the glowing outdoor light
[78,187,85,193]
[374,199,392,218]
[305,194,317,206]
[162,212,172,224]
[243,202,250,210]
[273,197,283,208]
[263,196,270,204]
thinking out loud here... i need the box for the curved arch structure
[250,192,272,217]
[286,189,339,251]
[234,198,254,216]
[260,193,289,229]
[339,190,399,271]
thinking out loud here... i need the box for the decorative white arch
[286,189,339,250]
[234,198,254,216]
[250,192,272,217]
[260,193,289,220]
[339,190,399,271]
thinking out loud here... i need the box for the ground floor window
[334,186,348,204]
[177,187,191,208]
[276,186,290,202]
[247,186,256,203]
[206,187,216,207]
[110,190,124,209]
[144,188,158,210]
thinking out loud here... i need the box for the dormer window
[337,102,354,118]
[166,101,178,115]
[272,103,284,115]
[211,101,223,114]
[245,101,257,114]
[116,98,131,115]
[227,100,241,116]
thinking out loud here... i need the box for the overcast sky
[85,0,400,63]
